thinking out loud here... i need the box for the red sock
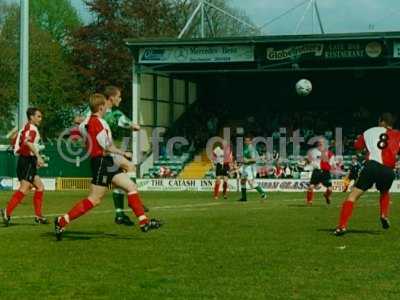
[338,200,354,229]
[214,181,220,198]
[60,199,94,227]
[33,190,44,217]
[306,190,314,203]
[127,193,148,225]
[222,182,228,196]
[324,189,332,199]
[380,192,390,218]
[6,191,25,216]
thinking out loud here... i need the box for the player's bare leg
[342,176,351,193]
[222,176,229,199]
[214,177,222,200]
[112,154,148,223]
[306,184,315,205]
[334,187,364,236]
[323,186,332,205]
[379,191,390,229]
[112,173,161,232]
[54,185,106,240]
[32,176,49,224]
[1,180,31,226]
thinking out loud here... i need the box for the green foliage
[30,0,82,47]
[0,3,83,137]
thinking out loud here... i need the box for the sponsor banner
[135,179,400,193]
[266,41,383,61]
[139,46,254,64]
[393,41,400,58]
[266,43,324,61]
[0,178,56,191]
[324,41,383,59]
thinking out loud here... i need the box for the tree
[0,3,82,137]
[30,0,82,48]
[71,0,256,117]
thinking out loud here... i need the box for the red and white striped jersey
[86,115,113,158]
[14,123,41,156]
[354,127,400,169]
[308,148,335,171]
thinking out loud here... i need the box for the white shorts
[240,165,257,180]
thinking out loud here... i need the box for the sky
[67,0,400,35]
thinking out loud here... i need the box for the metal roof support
[314,0,325,34]
[294,0,313,34]
[178,0,259,39]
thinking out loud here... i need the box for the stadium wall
[2,178,400,193]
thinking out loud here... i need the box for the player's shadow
[317,229,382,235]
[42,231,136,241]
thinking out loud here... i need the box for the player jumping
[238,136,267,202]
[306,138,335,205]
[1,108,48,226]
[334,113,400,236]
[54,94,161,240]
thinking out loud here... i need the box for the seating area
[144,153,193,178]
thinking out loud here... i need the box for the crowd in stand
[149,104,400,179]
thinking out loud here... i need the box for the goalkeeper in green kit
[77,86,145,225]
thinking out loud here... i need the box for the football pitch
[0,191,399,300]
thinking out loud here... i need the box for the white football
[295,79,312,96]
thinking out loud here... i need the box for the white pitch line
[9,202,225,220]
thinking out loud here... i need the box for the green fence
[0,143,91,177]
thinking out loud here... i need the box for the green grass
[0,191,400,299]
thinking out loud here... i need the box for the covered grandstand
[125,31,400,179]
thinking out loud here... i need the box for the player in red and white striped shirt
[1,108,48,226]
[212,141,232,199]
[335,113,400,236]
[54,94,161,240]
[306,138,335,205]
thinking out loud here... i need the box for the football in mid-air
[295,79,312,96]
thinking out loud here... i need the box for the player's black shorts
[348,171,359,181]
[17,156,37,184]
[216,163,229,177]
[310,169,332,187]
[355,160,395,192]
[91,156,123,187]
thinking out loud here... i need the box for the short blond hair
[89,93,106,113]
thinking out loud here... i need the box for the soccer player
[78,85,143,225]
[334,113,400,236]
[212,141,232,199]
[342,156,362,192]
[1,108,48,226]
[306,138,335,205]
[238,136,267,202]
[54,94,161,240]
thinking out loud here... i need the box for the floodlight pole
[19,0,29,128]
[131,63,141,166]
